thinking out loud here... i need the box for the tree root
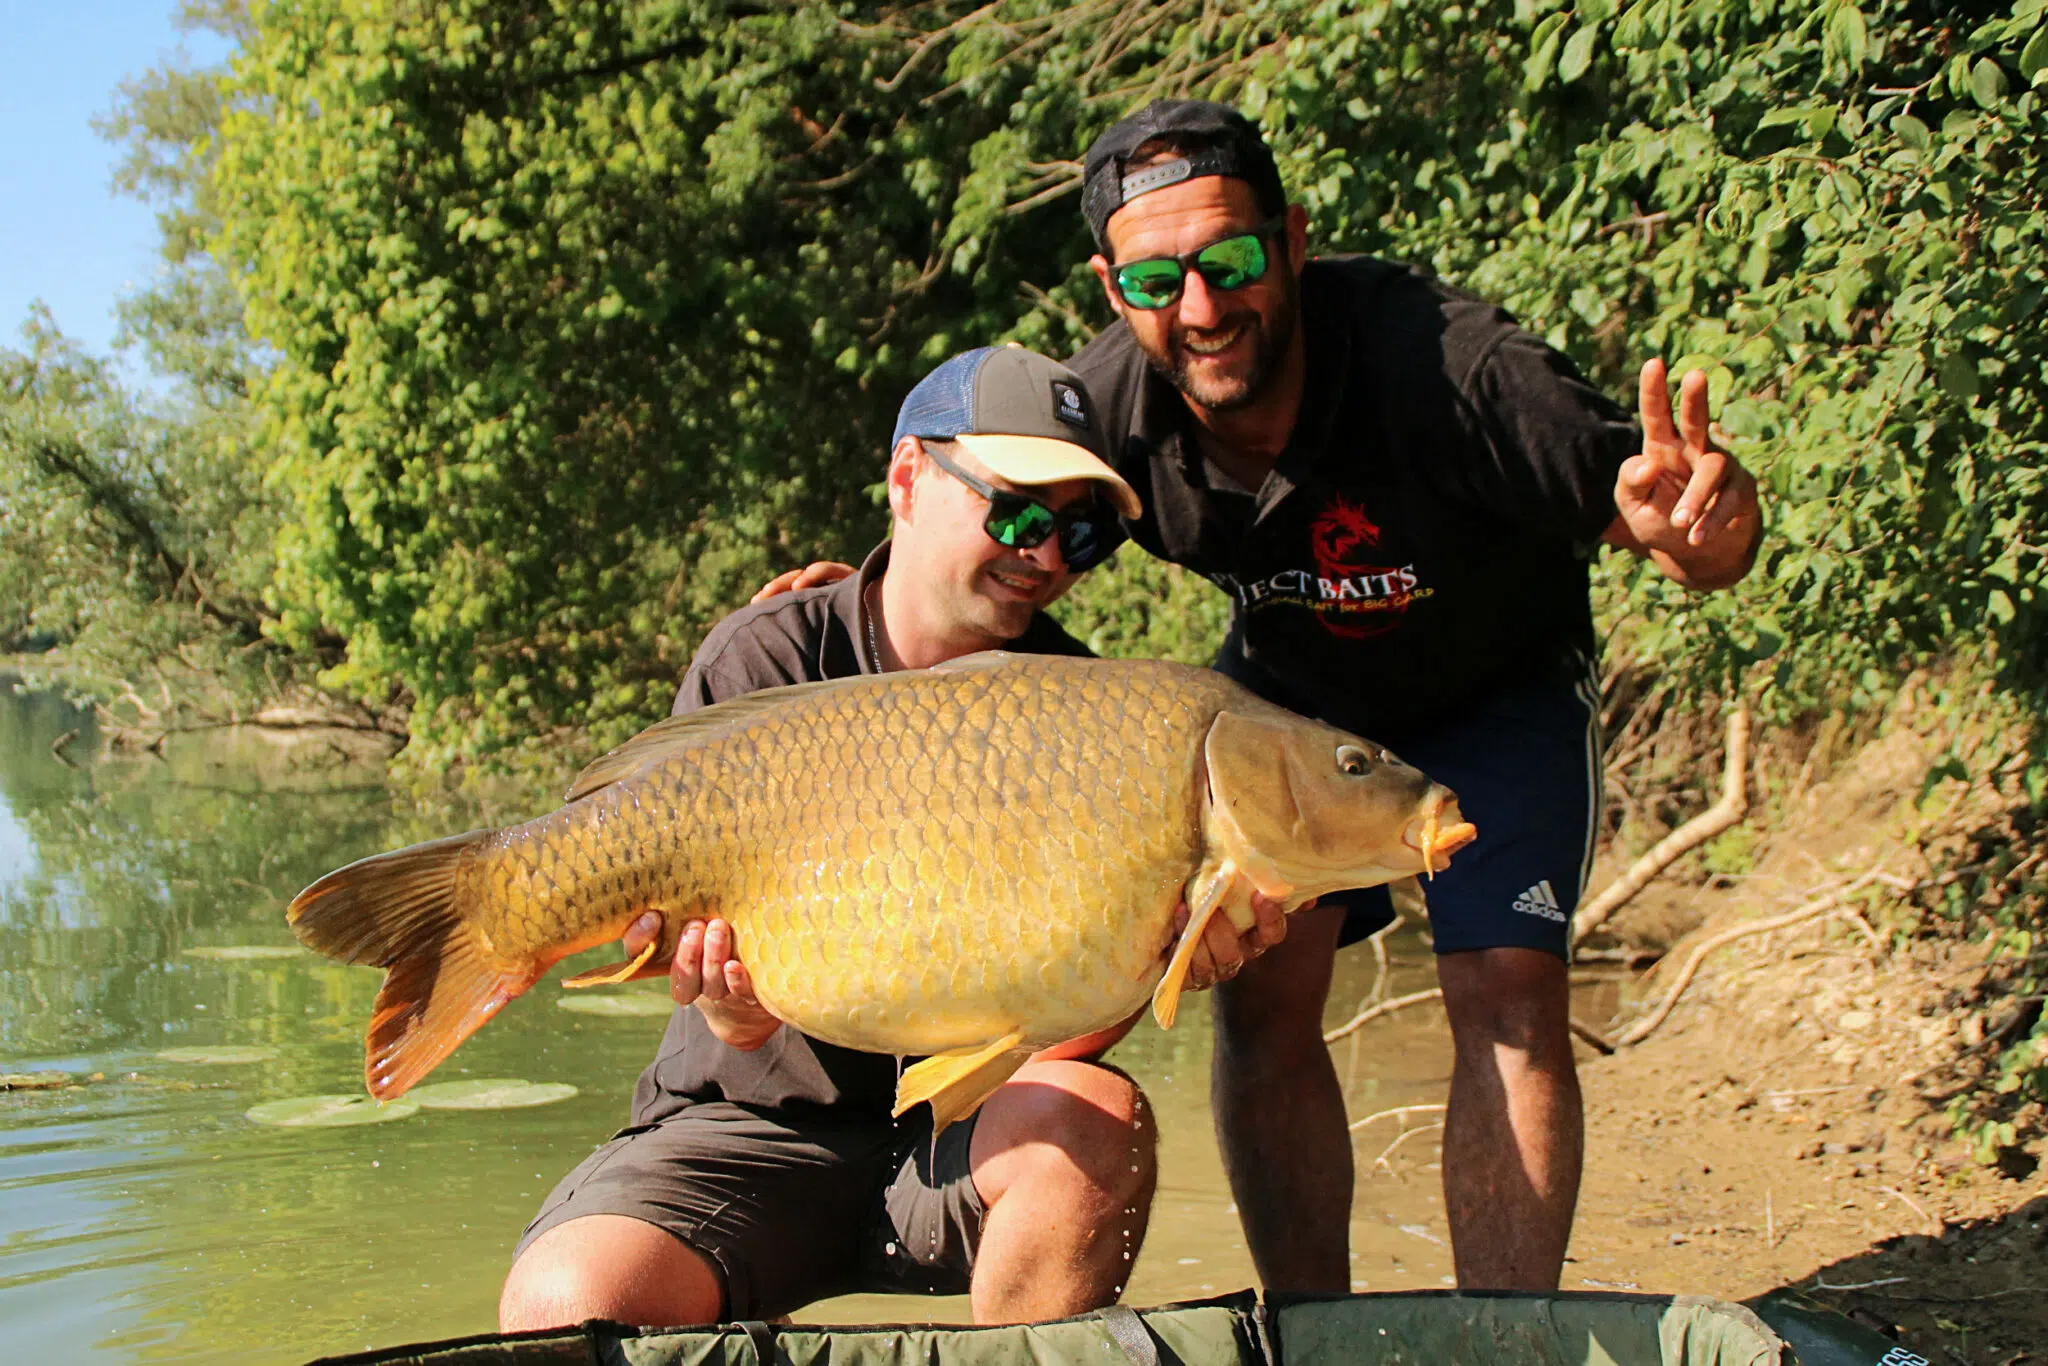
[1610,871,1891,1048]
[1573,702,1750,948]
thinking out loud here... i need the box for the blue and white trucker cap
[891,346,1142,519]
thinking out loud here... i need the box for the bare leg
[1211,903,1351,1293]
[967,1058,1156,1323]
[1437,947,1583,1289]
[499,1214,722,1330]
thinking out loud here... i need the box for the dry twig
[1323,987,1443,1044]
[1879,1185,1943,1236]
[1371,1122,1444,1174]
[1833,907,1888,955]
[1347,1103,1446,1133]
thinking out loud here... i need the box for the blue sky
[1,6,235,362]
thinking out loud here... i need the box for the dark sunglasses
[1112,216,1287,310]
[920,442,1117,573]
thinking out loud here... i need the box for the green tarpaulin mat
[308,1289,1910,1366]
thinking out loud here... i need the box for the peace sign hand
[1610,359,1762,591]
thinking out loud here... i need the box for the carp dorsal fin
[924,649,1019,674]
[893,1032,1031,1137]
[564,674,881,802]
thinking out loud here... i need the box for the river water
[0,679,1470,1362]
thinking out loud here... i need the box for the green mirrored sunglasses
[921,442,1116,572]
[1112,217,1287,310]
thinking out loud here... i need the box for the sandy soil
[1555,721,2047,1365]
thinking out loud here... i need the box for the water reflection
[0,678,1471,1362]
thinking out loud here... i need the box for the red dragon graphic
[1307,497,1408,640]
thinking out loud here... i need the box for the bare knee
[1439,948,1574,1065]
[974,1061,1156,1210]
[499,1215,721,1332]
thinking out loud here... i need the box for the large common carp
[289,653,1475,1127]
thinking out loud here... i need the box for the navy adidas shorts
[1228,653,1602,962]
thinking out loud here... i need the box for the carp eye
[1336,745,1372,776]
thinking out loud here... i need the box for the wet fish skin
[288,653,1473,1119]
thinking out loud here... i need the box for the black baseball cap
[1080,100,1287,252]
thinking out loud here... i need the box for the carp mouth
[1404,790,1477,875]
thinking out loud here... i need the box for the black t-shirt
[1070,255,1639,741]
[630,542,1094,1126]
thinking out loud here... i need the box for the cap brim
[952,433,1143,520]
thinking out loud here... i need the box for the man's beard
[1142,269,1300,413]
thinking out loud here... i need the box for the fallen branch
[1573,703,1750,947]
[1611,872,1886,1047]
[1323,987,1442,1044]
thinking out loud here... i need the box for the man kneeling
[499,347,1261,1328]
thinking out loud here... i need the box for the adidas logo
[1511,880,1567,922]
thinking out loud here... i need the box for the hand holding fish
[1176,891,1303,987]
[622,912,782,1051]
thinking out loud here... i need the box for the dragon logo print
[1207,495,1431,638]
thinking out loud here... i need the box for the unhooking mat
[307,1288,1919,1366]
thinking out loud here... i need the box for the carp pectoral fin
[560,935,662,988]
[287,830,542,1102]
[1151,864,1236,1031]
[893,1032,1030,1138]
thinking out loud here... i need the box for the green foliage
[0,312,293,720]
[214,0,1094,769]
[207,0,2048,769]
[1051,542,1231,664]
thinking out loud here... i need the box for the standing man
[1068,101,1761,1294]
[499,346,1166,1330]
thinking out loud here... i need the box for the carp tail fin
[288,831,541,1101]
[893,1032,1030,1138]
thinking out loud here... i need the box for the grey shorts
[515,1101,984,1320]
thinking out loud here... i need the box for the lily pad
[245,1094,419,1127]
[1,1072,73,1091]
[557,993,674,1018]
[182,945,302,961]
[157,1046,278,1065]
[406,1078,579,1110]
